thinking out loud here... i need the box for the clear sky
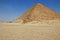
[0,0,60,22]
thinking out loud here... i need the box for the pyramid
[15,3,60,23]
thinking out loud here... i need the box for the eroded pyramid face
[15,3,60,23]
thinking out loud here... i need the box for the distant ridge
[15,3,60,23]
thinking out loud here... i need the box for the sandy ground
[0,23,60,40]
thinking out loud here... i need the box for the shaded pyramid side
[15,3,60,23]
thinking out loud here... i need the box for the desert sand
[0,23,60,40]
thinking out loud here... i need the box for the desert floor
[0,23,60,40]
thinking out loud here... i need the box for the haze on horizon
[0,0,60,22]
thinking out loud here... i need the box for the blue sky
[0,0,60,22]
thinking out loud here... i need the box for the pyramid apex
[35,3,43,6]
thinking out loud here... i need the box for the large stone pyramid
[15,3,60,23]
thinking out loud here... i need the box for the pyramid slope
[15,3,60,23]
